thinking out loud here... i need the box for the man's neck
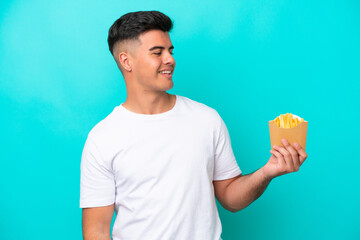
[122,92,176,115]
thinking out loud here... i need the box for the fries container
[269,115,308,150]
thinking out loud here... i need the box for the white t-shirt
[80,95,241,240]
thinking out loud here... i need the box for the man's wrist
[259,167,274,183]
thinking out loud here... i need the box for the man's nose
[163,52,175,65]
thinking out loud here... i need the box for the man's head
[108,11,173,56]
[108,11,175,93]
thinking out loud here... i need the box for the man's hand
[214,138,308,212]
[262,138,308,181]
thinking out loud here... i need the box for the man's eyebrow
[149,46,174,51]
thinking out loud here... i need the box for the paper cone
[269,120,308,150]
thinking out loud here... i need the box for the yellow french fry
[272,113,304,129]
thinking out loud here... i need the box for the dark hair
[107,11,173,55]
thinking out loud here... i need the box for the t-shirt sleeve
[213,112,242,181]
[80,136,115,208]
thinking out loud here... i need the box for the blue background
[1,0,359,239]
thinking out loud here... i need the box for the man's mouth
[158,70,173,78]
[158,70,172,75]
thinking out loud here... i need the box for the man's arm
[214,139,308,213]
[82,204,114,240]
[213,169,270,212]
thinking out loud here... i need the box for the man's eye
[153,52,174,56]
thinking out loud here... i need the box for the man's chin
[158,80,174,91]
[165,82,174,91]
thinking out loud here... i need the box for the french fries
[269,113,308,150]
[272,113,304,129]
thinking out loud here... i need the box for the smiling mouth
[158,70,173,74]
[158,70,173,79]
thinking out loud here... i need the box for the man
[80,11,308,240]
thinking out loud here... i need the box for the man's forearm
[223,168,271,212]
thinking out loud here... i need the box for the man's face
[130,30,175,93]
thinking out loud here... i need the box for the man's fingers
[273,144,295,171]
[270,149,287,170]
[294,142,308,164]
[281,139,300,170]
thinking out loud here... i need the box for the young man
[80,11,308,240]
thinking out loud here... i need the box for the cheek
[137,61,159,77]
[146,62,161,74]
[134,56,161,76]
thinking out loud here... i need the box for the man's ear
[118,52,132,72]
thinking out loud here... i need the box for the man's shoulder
[179,95,220,118]
[180,96,217,114]
[87,106,122,143]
